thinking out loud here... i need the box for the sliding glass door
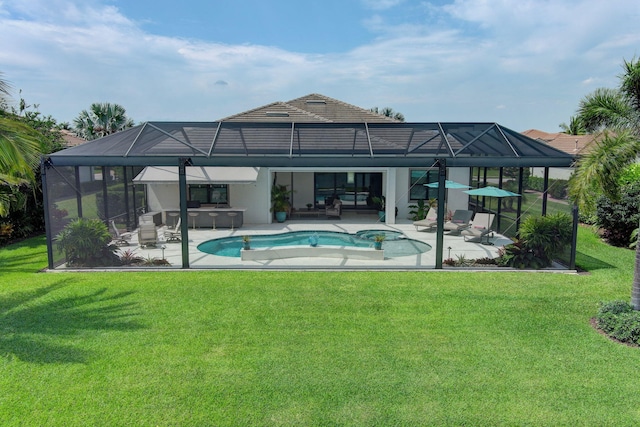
[314,173,382,209]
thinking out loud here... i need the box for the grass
[0,228,639,426]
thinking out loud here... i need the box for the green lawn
[1,228,638,426]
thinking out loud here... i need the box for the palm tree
[559,116,586,135]
[369,106,405,122]
[0,73,42,216]
[570,57,640,308]
[73,102,134,140]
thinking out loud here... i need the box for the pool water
[197,230,431,258]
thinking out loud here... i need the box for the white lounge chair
[443,209,474,234]
[413,208,438,231]
[461,213,496,244]
[164,217,182,242]
[138,222,158,248]
[110,220,132,246]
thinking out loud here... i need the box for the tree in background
[73,102,134,140]
[369,106,405,122]
[559,116,586,135]
[568,57,640,309]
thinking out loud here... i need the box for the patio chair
[164,217,182,242]
[138,222,158,248]
[413,208,438,231]
[325,199,342,218]
[443,209,474,234]
[461,213,496,244]
[110,220,132,246]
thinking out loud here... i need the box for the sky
[0,0,639,132]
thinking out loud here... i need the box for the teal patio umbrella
[464,186,521,242]
[425,180,471,189]
[464,186,520,198]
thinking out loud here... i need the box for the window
[189,184,228,205]
[409,170,438,201]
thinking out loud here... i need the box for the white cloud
[0,0,638,131]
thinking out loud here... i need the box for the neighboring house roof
[522,129,597,156]
[60,129,86,147]
[222,93,399,123]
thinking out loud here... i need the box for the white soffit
[133,166,260,184]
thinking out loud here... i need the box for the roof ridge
[218,101,285,121]
[286,93,401,123]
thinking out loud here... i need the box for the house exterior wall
[447,168,471,212]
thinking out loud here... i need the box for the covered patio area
[42,94,576,270]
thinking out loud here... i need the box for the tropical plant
[497,213,572,269]
[559,115,586,135]
[270,184,292,213]
[408,199,435,221]
[55,218,120,267]
[119,249,145,266]
[569,57,640,308]
[73,102,134,141]
[371,196,385,211]
[0,74,45,217]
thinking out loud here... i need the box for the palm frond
[577,88,635,132]
[569,129,640,208]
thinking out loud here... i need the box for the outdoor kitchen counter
[164,208,246,229]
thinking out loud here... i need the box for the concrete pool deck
[122,212,515,270]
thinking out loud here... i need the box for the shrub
[596,181,640,247]
[55,218,121,267]
[119,249,145,266]
[595,301,640,345]
[497,213,573,269]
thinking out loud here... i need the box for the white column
[385,168,396,225]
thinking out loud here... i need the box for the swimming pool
[197,230,432,258]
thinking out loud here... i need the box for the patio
[43,94,576,270]
[115,212,513,270]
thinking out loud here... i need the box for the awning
[133,166,260,184]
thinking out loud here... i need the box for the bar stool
[227,212,238,231]
[188,212,199,230]
[208,212,218,230]
[168,212,180,228]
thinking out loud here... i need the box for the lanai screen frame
[43,121,576,270]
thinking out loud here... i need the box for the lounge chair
[164,217,182,242]
[443,209,474,234]
[413,208,438,231]
[461,213,496,244]
[325,199,342,218]
[138,222,158,248]
[110,220,132,246]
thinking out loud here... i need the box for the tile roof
[221,93,400,123]
[60,129,86,147]
[521,129,597,156]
